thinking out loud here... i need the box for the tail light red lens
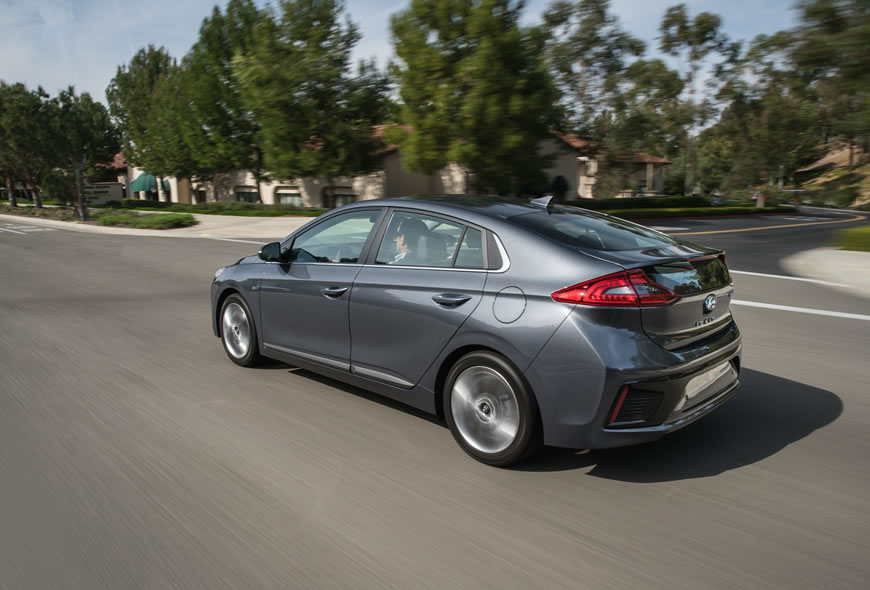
[552,269,679,307]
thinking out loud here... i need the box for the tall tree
[106,46,173,198]
[390,0,558,195]
[182,0,267,200]
[141,63,200,183]
[542,0,645,133]
[0,83,57,208]
[55,87,120,220]
[235,0,388,204]
[659,3,739,194]
[790,0,870,164]
[0,84,19,207]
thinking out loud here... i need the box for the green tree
[141,63,200,183]
[235,0,388,205]
[182,0,267,200]
[390,0,558,195]
[790,0,870,164]
[659,3,739,194]
[55,87,120,220]
[590,58,688,197]
[106,46,174,198]
[0,83,57,208]
[542,0,645,133]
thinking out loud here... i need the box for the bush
[835,226,870,251]
[597,205,795,219]
[564,195,711,210]
[95,212,197,229]
[115,199,325,216]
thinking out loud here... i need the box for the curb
[781,247,870,301]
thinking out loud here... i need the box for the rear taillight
[552,269,679,307]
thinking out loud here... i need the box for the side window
[288,210,379,264]
[375,211,464,268]
[454,228,484,269]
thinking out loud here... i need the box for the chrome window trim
[490,233,511,273]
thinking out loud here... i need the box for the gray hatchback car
[211,196,741,466]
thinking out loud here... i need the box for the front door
[259,209,382,371]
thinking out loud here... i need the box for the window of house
[275,188,303,207]
[333,188,355,207]
[235,187,259,203]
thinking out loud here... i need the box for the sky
[0,0,801,103]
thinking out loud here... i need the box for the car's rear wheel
[220,294,262,367]
[444,351,541,467]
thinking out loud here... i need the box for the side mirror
[258,241,282,262]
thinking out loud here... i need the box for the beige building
[545,131,671,199]
[122,129,670,206]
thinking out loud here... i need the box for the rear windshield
[509,209,679,251]
[646,258,730,295]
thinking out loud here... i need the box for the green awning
[129,173,170,194]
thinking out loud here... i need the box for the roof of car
[349,194,544,221]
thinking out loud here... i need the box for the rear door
[349,210,488,388]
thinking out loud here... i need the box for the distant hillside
[797,145,870,208]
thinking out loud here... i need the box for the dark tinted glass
[646,258,730,295]
[509,209,678,251]
[455,228,484,269]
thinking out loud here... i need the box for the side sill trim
[263,343,350,371]
[351,365,415,389]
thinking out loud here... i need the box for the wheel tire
[219,294,263,367]
[443,351,542,467]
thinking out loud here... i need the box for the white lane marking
[730,269,854,289]
[732,300,870,322]
[211,238,268,245]
[649,226,689,231]
[20,227,55,232]
[0,227,25,234]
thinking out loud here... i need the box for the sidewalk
[0,212,313,240]
[782,248,870,300]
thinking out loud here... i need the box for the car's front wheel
[220,294,263,367]
[444,351,541,467]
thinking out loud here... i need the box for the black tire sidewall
[220,294,261,367]
[443,351,541,467]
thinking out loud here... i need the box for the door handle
[432,293,472,308]
[321,286,348,299]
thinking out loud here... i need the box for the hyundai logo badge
[703,294,717,314]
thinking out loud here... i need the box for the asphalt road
[1,211,868,589]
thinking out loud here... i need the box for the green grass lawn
[835,225,870,252]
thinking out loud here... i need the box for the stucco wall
[382,152,432,197]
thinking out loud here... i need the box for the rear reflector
[552,269,679,307]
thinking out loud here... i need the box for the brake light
[552,269,679,307]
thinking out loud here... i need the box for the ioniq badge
[703,294,717,314]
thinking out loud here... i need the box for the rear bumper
[524,308,742,449]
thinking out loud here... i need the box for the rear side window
[376,211,465,268]
[455,228,484,269]
[509,210,678,251]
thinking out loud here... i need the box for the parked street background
[1,210,868,589]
